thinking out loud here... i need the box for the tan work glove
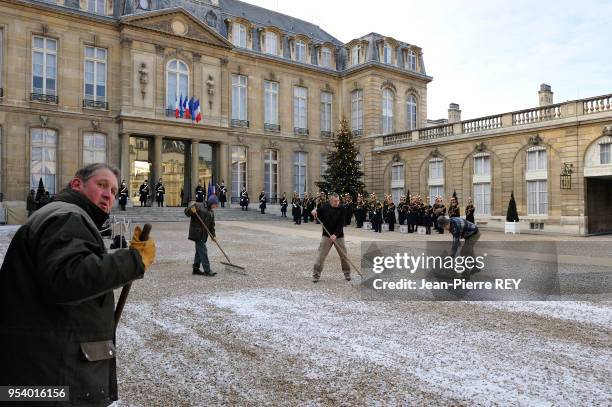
[129,226,156,271]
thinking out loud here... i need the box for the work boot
[193,268,206,275]
[203,270,217,277]
[344,272,351,282]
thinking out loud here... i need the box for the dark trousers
[281,209,287,217]
[120,203,126,211]
[157,200,163,207]
[303,212,309,223]
[193,239,210,272]
[221,201,225,208]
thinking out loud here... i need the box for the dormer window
[295,40,306,63]
[351,45,361,66]
[232,23,247,48]
[320,47,333,68]
[137,0,150,10]
[265,31,278,55]
[407,50,417,71]
[383,43,393,65]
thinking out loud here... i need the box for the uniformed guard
[354,194,366,228]
[240,187,249,211]
[424,196,434,234]
[397,195,406,225]
[291,192,302,224]
[118,180,129,211]
[384,194,397,232]
[139,179,149,207]
[218,181,228,208]
[154,178,165,207]
[432,196,447,233]
[259,190,267,214]
[307,193,316,223]
[302,192,310,224]
[195,181,205,203]
[280,192,288,217]
[344,194,354,226]
[448,196,460,218]
[465,197,475,223]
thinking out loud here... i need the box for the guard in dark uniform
[465,197,475,223]
[240,187,249,211]
[280,193,288,217]
[424,197,434,234]
[384,195,397,232]
[372,200,383,233]
[432,197,447,233]
[118,180,129,211]
[155,178,165,207]
[259,190,267,214]
[139,180,149,207]
[301,192,310,224]
[307,193,316,223]
[397,196,406,225]
[195,182,205,203]
[218,181,228,208]
[291,192,302,224]
[407,196,416,233]
[343,194,354,226]
[448,197,460,218]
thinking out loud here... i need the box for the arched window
[231,146,247,202]
[428,158,444,204]
[407,50,417,71]
[407,95,417,130]
[265,31,278,55]
[295,40,306,62]
[166,59,189,109]
[383,43,393,64]
[526,146,547,215]
[232,23,247,48]
[205,11,217,27]
[473,152,491,215]
[31,128,57,194]
[264,149,278,202]
[320,47,332,68]
[351,45,361,66]
[382,89,394,134]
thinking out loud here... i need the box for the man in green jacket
[185,195,218,276]
[0,163,156,406]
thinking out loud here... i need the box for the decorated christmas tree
[506,191,520,222]
[316,118,365,198]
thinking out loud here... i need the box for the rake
[192,209,247,275]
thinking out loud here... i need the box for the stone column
[120,133,130,183]
[219,142,229,201]
[191,139,200,200]
[153,134,163,183]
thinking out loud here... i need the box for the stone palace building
[0,0,611,234]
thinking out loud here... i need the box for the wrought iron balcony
[83,99,108,110]
[231,119,249,128]
[264,123,280,132]
[30,92,58,104]
[320,130,333,138]
[294,127,309,136]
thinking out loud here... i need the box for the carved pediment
[121,8,232,49]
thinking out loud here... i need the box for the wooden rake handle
[114,223,151,330]
[318,219,363,279]
[192,209,234,265]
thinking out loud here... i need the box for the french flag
[174,96,179,118]
[179,94,184,118]
[194,99,202,123]
[183,96,190,119]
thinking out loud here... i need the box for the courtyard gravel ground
[1,214,610,406]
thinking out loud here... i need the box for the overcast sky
[242,0,612,121]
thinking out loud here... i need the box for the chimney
[538,84,553,106]
[448,103,461,123]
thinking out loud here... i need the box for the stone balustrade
[378,93,612,147]
[583,94,612,114]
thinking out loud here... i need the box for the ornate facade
[0,0,430,210]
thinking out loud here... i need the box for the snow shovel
[319,221,363,280]
[114,223,151,330]
[192,210,247,275]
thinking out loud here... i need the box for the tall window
[293,86,308,131]
[407,50,417,71]
[320,152,328,179]
[84,46,107,104]
[321,47,332,68]
[428,158,444,204]
[526,147,547,215]
[601,142,611,164]
[320,91,332,134]
[407,95,417,130]
[32,36,57,96]
[232,23,247,48]
[88,0,105,14]
[264,149,278,202]
[264,80,279,127]
[473,154,491,216]
[383,43,393,64]
[356,152,364,182]
[295,40,306,62]
[265,31,278,55]
[232,74,248,122]
[31,128,57,194]
[83,132,107,165]
[391,162,404,204]
[166,59,188,109]
[294,152,308,196]
[231,146,247,201]
[382,89,394,134]
[351,45,360,66]
[351,90,363,133]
